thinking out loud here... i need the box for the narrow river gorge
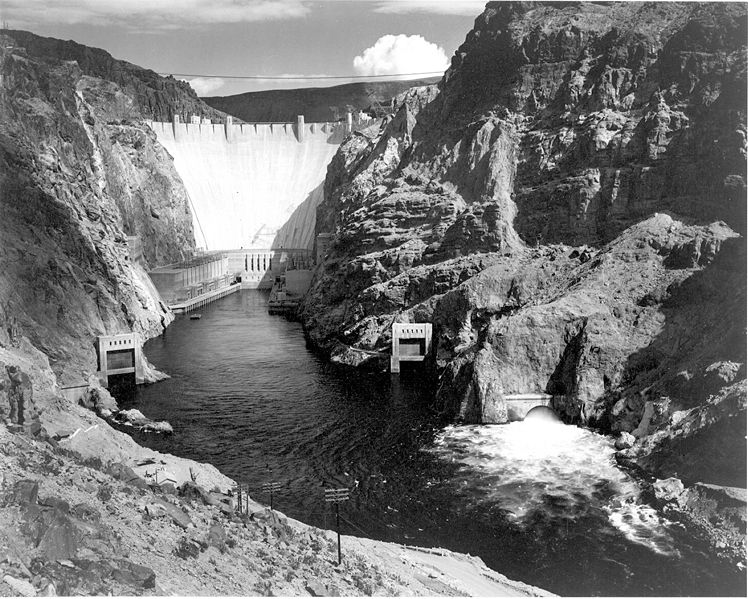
[114,291,743,596]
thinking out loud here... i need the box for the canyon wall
[0,31,199,394]
[302,2,746,485]
[149,120,346,251]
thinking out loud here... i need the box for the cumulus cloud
[353,34,449,79]
[0,0,309,29]
[372,1,486,16]
[182,77,226,96]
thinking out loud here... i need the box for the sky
[0,0,486,96]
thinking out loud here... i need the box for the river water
[116,291,744,596]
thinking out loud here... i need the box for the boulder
[174,537,202,560]
[96,484,113,502]
[251,509,291,541]
[78,387,117,416]
[105,462,147,489]
[37,511,80,561]
[115,409,147,425]
[1,556,32,580]
[141,421,173,434]
[38,580,56,596]
[10,480,39,507]
[614,432,635,450]
[38,497,70,514]
[653,477,685,503]
[145,499,192,530]
[178,481,212,504]
[2,575,36,597]
[305,580,328,597]
[113,410,173,434]
[111,559,156,589]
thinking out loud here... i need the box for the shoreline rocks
[111,409,173,434]
[0,423,550,597]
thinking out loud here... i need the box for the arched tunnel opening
[524,405,562,423]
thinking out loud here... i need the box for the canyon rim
[0,1,746,597]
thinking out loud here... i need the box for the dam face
[148,118,346,251]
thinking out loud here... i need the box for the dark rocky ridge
[302,0,746,497]
[0,30,202,386]
[204,78,440,123]
[3,29,226,123]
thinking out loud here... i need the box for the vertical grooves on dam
[148,120,345,250]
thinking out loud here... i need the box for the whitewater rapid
[429,419,681,557]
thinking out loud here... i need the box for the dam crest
[147,115,350,252]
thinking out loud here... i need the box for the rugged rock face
[4,30,224,123]
[302,1,746,487]
[0,31,198,388]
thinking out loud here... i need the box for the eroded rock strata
[302,0,746,498]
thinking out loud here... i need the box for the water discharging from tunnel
[430,420,678,555]
[117,291,744,596]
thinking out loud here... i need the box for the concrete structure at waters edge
[225,248,313,290]
[147,116,347,252]
[96,333,144,388]
[390,323,433,374]
[148,252,232,306]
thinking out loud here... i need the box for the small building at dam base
[148,253,237,313]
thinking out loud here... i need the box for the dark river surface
[116,291,744,596]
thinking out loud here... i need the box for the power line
[159,71,444,81]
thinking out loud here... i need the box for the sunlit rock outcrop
[302,1,746,487]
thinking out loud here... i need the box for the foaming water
[113,292,745,597]
[430,421,679,556]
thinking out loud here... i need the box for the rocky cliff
[4,30,225,123]
[0,30,202,392]
[302,1,746,488]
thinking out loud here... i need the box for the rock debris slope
[302,1,746,486]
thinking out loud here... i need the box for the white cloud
[182,77,226,96]
[0,0,310,29]
[372,1,486,16]
[353,34,449,79]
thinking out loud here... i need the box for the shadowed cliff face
[0,33,197,387]
[302,1,746,483]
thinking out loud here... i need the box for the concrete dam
[148,116,347,251]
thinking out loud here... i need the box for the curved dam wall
[147,119,346,251]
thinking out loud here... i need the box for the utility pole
[263,481,281,511]
[324,487,350,565]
